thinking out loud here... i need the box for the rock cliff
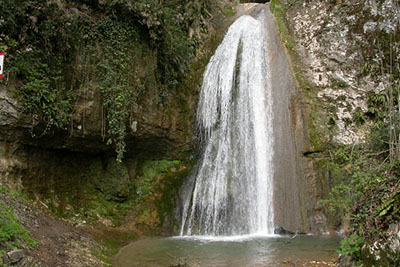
[278,0,400,264]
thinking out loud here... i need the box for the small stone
[99,217,113,227]
[6,249,25,264]
[131,121,138,132]
[363,21,377,33]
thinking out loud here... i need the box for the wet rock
[274,226,295,235]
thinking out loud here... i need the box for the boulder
[5,249,25,265]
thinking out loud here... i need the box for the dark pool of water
[114,234,341,267]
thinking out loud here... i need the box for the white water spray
[180,11,274,236]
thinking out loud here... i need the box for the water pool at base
[114,235,341,267]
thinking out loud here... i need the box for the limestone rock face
[0,84,31,142]
[261,4,327,234]
[0,80,195,159]
[278,0,400,234]
[286,0,399,146]
[0,75,197,223]
[0,54,198,222]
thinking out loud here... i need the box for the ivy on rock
[0,0,218,161]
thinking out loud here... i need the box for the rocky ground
[278,260,337,266]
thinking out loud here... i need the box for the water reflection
[115,235,340,267]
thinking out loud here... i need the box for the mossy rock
[92,159,130,202]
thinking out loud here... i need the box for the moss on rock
[92,159,130,203]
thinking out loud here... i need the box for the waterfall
[180,11,274,236]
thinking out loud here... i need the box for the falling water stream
[115,5,340,266]
[180,11,274,237]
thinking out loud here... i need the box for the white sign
[0,52,4,78]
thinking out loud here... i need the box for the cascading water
[180,10,274,237]
[115,6,338,267]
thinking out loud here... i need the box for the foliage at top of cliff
[0,0,217,69]
[0,0,222,161]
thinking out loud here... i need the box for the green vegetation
[321,11,400,267]
[1,0,82,135]
[0,185,37,261]
[133,160,182,204]
[13,54,76,136]
[22,156,189,234]
[0,0,226,264]
[72,187,132,227]
[270,0,294,51]
[337,235,364,261]
[90,18,145,162]
[132,160,189,232]
[0,203,36,251]
[339,7,400,264]
[321,143,400,264]
[39,178,132,227]
[0,0,218,161]
[154,162,190,226]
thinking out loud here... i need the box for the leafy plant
[14,51,75,135]
[321,142,400,264]
[1,0,82,135]
[90,18,144,162]
[337,235,364,260]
